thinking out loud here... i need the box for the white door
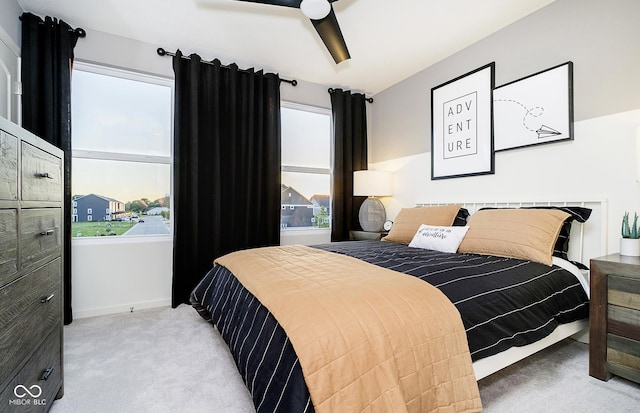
[0,30,19,124]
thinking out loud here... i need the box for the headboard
[415,199,608,265]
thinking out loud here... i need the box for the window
[71,63,172,238]
[281,103,331,230]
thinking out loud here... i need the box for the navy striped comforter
[191,240,589,412]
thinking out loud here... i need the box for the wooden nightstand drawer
[21,141,62,202]
[0,131,18,201]
[607,334,640,382]
[608,275,640,310]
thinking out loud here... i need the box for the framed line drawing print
[493,61,573,151]
[431,62,495,180]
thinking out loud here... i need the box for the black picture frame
[431,62,495,180]
[493,61,574,152]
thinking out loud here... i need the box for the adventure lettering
[442,92,478,159]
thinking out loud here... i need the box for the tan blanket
[216,245,482,413]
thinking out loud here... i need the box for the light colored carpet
[50,305,640,413]
[478,335,640,412]
[50,305,254,413]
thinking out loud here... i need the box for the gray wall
[370,0,640,163]
[0,0,21,45]
[74,28,333,110]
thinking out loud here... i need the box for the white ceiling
[18,0,555,94]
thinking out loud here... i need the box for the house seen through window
[71,63,172,238]
[281,104,331,230]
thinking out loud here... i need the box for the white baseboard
[73,298,172,319]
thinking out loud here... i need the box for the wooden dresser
[589,253,640,384]
[0,116,64,411]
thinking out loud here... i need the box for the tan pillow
[382,205,461,244]
[457,209,571,266]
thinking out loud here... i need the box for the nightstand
[349,230,388,241]
[589,254,640,384]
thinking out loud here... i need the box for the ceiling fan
[234,0,350,64]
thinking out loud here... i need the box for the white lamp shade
[353,170,392,197]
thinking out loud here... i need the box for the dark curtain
[21,12,81,325]
[171,52,282,307]
[330,89,368,241]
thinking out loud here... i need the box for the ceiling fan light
[300,0,331,20]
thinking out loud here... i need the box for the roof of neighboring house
[281,185,312,206]
[310,194,330,208]
[73,193,124,203]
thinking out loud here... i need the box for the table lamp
[353,170,392,232]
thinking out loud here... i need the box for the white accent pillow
[408,225,469,253]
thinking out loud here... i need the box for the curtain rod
[19,14,86,38]
[157,48,297,86]
[328,87,373,103]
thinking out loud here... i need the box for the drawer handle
[41,294,55,304]
[40,229,55,236]
[40,367,54,381]
[37,172,54,179]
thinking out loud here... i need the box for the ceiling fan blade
[234,0,302,8]
[311,7,350,64]
[233,0,340,7]
[234,0,348,64]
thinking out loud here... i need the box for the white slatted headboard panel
[415,199,608,265]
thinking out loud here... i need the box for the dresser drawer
[20,209,62,270]
[21,142,62,202]
[607,333,640,383]
[0,130,18,201]
[0,259,61,389]
[606,274,640,383]
[0,328,61,412]
[608,274,640,311]
[0,209,18,286]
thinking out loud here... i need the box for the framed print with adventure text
[431,62,495,180]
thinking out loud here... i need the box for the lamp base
[359,197,386,232]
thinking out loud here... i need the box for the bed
[190,200,605,413]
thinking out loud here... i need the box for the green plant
[621,211,640,239]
